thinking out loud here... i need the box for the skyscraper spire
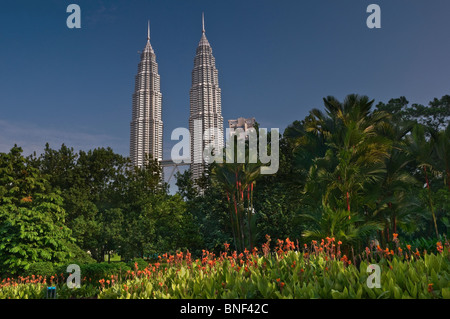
[189,13,223,187]
[198,12,210,47]
[202,12,205,33]
[130,21,163,168]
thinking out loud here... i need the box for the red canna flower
[436,242,443,254]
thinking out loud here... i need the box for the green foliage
[1,92,449,283]
[402,236,447,254]
[55,283,98,299]
[2,238,449,299]
[301,202,383,249]
[65,242,96,265]
[25,262,55,278]
[96,243,450,299]
[128,258,149,271]
[27,145,199,263]
[75,262,131,283]
[0,283,46,299]
[0,146,74,276]
[176,169,230,254]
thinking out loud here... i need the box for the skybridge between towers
[161,158,190,184]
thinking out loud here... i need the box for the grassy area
[104,254,121,262]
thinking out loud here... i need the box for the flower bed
[1,237,449,299]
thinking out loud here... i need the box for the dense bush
[77,262,131,282]
[24,262,55,278]
[65,242,96,265]
[128,258,149,271]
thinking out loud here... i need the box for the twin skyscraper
[130,14,224,182]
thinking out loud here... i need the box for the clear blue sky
[1,0,450,158]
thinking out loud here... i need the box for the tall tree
[0,146,74,275]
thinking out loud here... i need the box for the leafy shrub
[65,242,96,265]
[0,282,46,299]
[78,262,131,282]
[128,258,149,271]
[55,283,98,299]
[25,262,55,278]
[403,236,446,254]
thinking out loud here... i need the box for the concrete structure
[130,21,163,167]
[228,117,256,138]
[189,13,224,182]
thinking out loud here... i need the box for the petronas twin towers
[130,15,223,182]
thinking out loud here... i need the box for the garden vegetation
[0,94,449,298]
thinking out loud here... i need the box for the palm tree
[406,124,439,238]
[212,135,262,252]
[430,125,450,192]
[304,94,391,216]
[371,121,418,244]
[301,199,383,250]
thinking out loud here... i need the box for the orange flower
[337,241,342,245]
[20,196,32,203]
[407,245,411,250]
[436,242,443,254]
[393,233,398,240]
[428,283,433,293]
